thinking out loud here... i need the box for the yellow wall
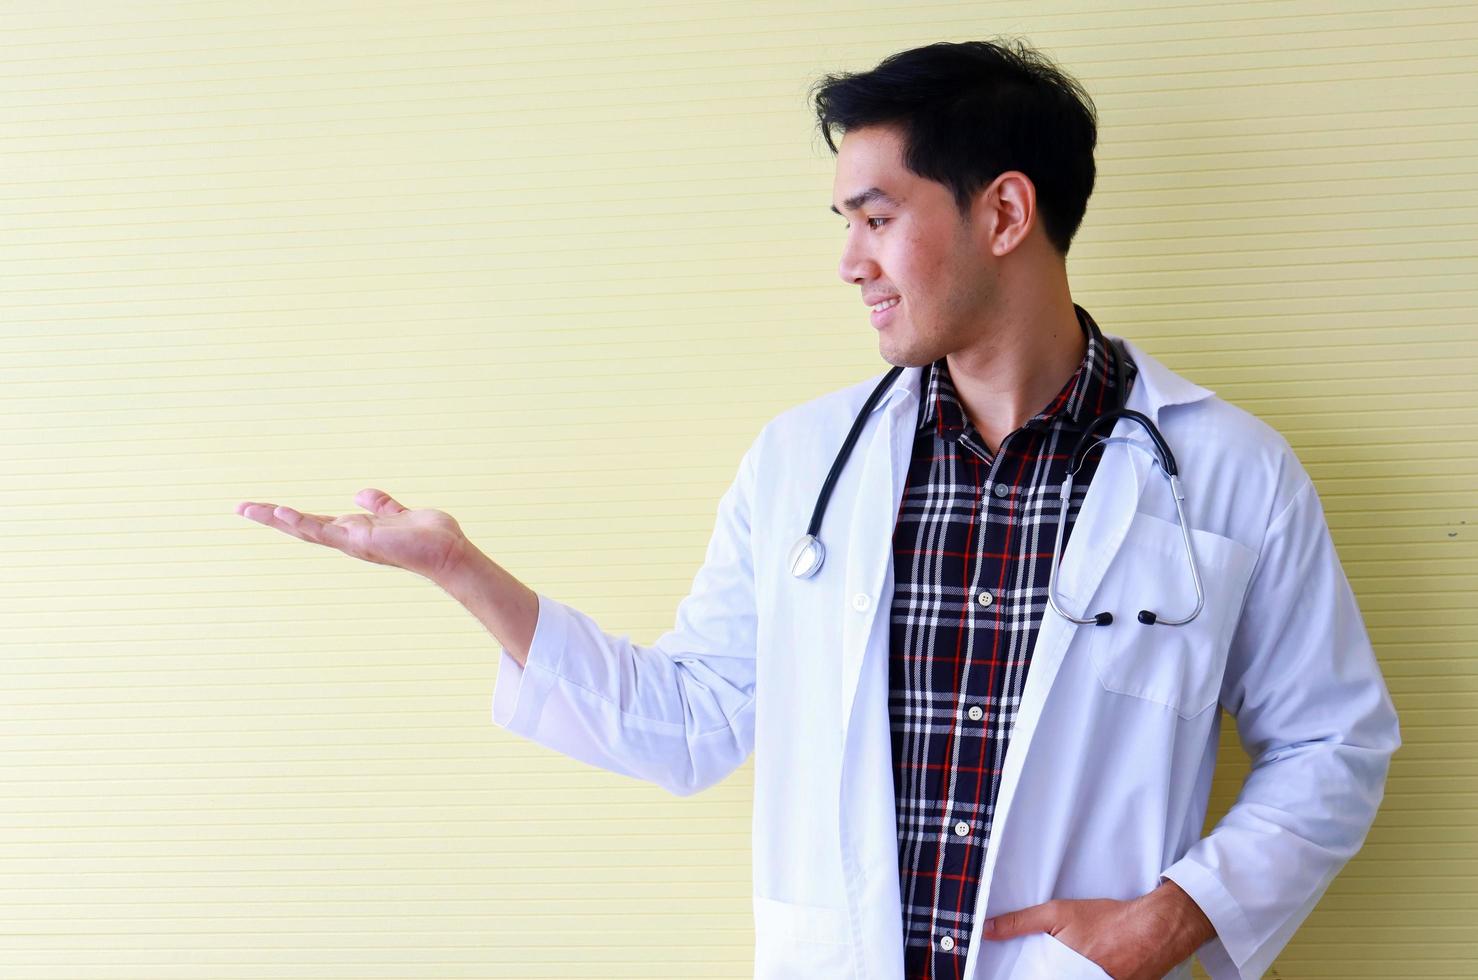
[2,2,1473,976]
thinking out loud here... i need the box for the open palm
[236,488,471,583]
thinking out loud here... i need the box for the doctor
[237,38,1400,980]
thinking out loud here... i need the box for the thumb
[981,901,1058,940]
[356,487,407,516]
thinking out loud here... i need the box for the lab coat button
[939,935,955,951]
[954,821,970,837]
[977,590,994,607]
[967,705,984,721]
[851,593,871,612]
[992,482,1009,498]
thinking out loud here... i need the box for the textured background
[1,1,1474,976]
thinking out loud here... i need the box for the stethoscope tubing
[787,365,905,579]
[791,339,1205,628]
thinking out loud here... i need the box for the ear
[976,170,1037,257]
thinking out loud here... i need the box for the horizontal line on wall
[6,68,1478,140]
[1,25,1474,103]
[2,0,1467,54]
[3,5,1473,70]
[2,310,1466,348]
[0,129,1414,188]
[5,203,1475,267]
[5,94,1478,155]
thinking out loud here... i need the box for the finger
[237,501,278,521]
[239,502,331,528]
[356,487,407,516]
[239,502,302,532]
[981,901,1059,939]
[273,505,353,547]
[239,503,349,548]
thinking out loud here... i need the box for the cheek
[889,244,928,298]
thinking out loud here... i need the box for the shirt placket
[927,429,1029,977]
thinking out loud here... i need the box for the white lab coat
[490,337,1400,979]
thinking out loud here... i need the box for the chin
[879,343,935,370]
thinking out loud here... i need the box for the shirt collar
[916,303,1126,438]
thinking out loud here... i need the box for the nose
[837,228,877,286]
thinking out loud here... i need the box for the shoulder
[753,366,900,454]
[773,367,897,429]
[1125,338,1301,479]
[1167,392,1294,471]
[1136,354,1313,550]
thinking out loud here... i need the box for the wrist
[434,539,487,593]
[432,542,539,668]
[1144,880,1216,954]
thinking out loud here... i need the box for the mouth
[870,296,900,329]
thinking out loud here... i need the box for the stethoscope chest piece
[788,534,825,578]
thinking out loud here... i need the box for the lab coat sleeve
[1160,472,1401,979]
[487,429,764,798]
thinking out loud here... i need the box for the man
[238,39,1399,980]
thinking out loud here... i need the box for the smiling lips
[870,296,901,329]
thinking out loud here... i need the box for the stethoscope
[787,338,1205,628]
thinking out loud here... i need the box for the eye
[866,217,889,229]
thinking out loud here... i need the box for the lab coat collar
[917,307,1123,437]
[871,331,1215,425]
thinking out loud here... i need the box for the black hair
[809,39,1098,256]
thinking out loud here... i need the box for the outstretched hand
[235,488,472,584]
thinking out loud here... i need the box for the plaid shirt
[889,304,1137,979]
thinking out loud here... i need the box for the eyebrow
[830,187,900,216]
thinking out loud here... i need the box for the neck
[943,290,1086,455]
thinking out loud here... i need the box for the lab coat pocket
[1015,932,1112,979]
[752,894,854,979]
[1084,510,1257,718]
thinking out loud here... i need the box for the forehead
[830,126,910,212]
[834,125,906,178]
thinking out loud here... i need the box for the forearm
[1142,879,1216,964]
[435,544,540,667]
